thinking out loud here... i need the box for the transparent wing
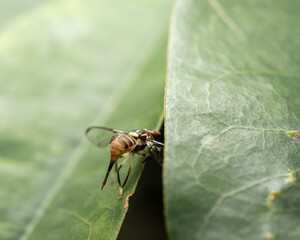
[85,126,125,148]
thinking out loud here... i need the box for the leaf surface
[0,0,171,239]
[165,0,300,239]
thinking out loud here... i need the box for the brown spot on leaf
[267,192,280,206]
[286,131,299,138]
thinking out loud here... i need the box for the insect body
[85,126,163,198]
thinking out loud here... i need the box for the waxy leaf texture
[165,0,300,239]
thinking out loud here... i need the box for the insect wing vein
[85,126,125,148]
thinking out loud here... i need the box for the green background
[0,0,172,239]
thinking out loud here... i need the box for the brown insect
[85,126,163,198]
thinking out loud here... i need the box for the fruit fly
[85,126,164,198]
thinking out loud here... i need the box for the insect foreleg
[136,151,151,158]
[136,149,151,164]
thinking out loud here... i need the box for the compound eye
[150,130,160,139]
[151,130,160,135]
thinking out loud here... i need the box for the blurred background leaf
[0,0,172,239]
[165,0,300,240]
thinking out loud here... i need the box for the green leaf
[0,1,172,239]
[165,0,300,240]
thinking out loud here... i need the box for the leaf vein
[58,208,92,240]
[197,170,300,238]
[208,0,246,39]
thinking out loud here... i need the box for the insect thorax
[129,130,151,146]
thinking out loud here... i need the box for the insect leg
[115,161,118,172]
[117,155,130,188]
[136,152,151,158]
[151,145,163,165]
[121,154,134,188]
[135,151,151,164]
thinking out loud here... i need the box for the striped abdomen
[110,134,137,161]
